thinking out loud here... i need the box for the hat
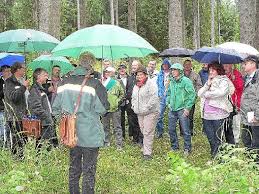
[105,66,116,72]
[243,55,259,63]
[118,64,127,69]
[136,66,147,74]
[170,63,183,71]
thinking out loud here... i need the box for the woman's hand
[207,75,213,86]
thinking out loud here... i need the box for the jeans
[203,119,224,157]
[156,96,167,136]
[0,111,5,144]
[168,109,191,151]
[69,147,99,194]
[180,105,195,135]
[224,115,235,144]
[120,105,126,138]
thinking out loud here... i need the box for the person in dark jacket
[28,68,56,147]
[0,65,11,144]
[126,60,143,144]
[117,64,129,139]
[53,53,109,194]
[4,62,30,157]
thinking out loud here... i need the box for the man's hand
[183,109,190,117]
[48,86,54,93]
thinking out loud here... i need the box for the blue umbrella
[0,52,25,66]
[192,47,245,64]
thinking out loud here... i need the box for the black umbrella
[159,47,195,57]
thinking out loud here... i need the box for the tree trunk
[78,0,87,28]
[38,0,61,39]
[168,0,183,48]
[181,0,186,47]
[211,0,215,46]
[114,0,119,25]
[128,0,137,32]
[239,0,256,46]
[32,0,39,29]
[110,0,115,25]
[193,0,201,49]
[254,0,259,50]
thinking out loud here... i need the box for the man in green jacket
[52,53,109,194]
[102,66,125,149]
[166,63,196,155]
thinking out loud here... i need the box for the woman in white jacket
[198,62,235,158]
[131,66,160,160]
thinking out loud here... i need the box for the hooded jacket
[52,67,109,147]
[198,75,235,119]
[157,59,171,98]
[166,72,196,112]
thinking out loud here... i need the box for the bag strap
[73,76,89,114]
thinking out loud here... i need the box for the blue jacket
[157,59,171,98]
[199,69,209,86]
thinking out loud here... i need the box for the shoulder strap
[106,79,117,91]
[73,77,89,114]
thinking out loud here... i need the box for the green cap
[170,63,183,71]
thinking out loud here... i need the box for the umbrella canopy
[159,48,194,57]
[217,42,259,57]
[192,47,244,64]
[0,53,25,66]
[27,55,74,75]
[0,29,60,53]
[52,24,158,59]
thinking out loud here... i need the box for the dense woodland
[1,0,258,53]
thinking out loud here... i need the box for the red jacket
[227,69,244,111]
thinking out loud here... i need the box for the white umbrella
[217,42,259,58]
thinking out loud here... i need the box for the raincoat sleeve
[184,80,196,110]
[5,80,26,104]
[147,82,159,110]
[94,95,107,115]
[166,83,171,106]
[198,82,210,97]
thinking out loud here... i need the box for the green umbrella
[0,29,60,53]
[27,55,75,75]
[52,24,158,59]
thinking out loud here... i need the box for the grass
[1,108,258,193]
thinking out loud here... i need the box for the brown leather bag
[22,117,41,139]
[59,77,89,148]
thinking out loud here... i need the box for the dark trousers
[126,104,143,143]
[6,121,27,158]
[36,125,57,150]
[224,115,235,144]
[120,105,127,138]
[180,105,195,135]
[203,119,224,157]
[69,147,99,194]
[242,125,259,150]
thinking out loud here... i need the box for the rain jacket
[52,67,109,147]
[157,59,171,98]
[105,78,125,112]
[240,70,259,126]
[131,78,160,115]
[226,69,244,111]
[166,74,196,111]
[198,75,235,119]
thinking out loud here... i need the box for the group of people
[0,51,259,193]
